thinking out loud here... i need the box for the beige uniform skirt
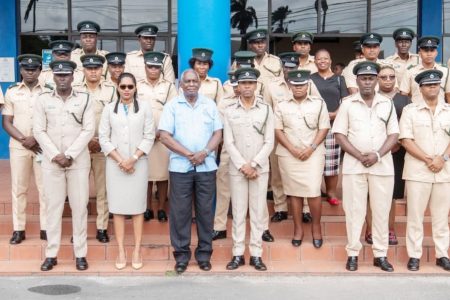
[147,140,170,181]
[278,150,325,197]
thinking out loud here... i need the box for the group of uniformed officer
[1,21,449,273]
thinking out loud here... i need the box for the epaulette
[7,83,18,90]
[309,95,324,102]
[38,90,52,96]
[127,50,140,55]
[341,94,354,102]
[44,84,54,90]
[268,53,282,61]
[407,64,417,70]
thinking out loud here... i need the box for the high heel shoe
[115,252,127,270]
[132,252,143,270]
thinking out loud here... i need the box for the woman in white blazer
[99,73,155,270]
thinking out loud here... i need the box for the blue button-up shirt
[158,93,223,173]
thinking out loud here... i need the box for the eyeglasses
[379,75,396,81]
[119,84,135,90]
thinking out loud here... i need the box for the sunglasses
[379,75,396,81]
[119,84,135,90]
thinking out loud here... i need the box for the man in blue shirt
[159,69,223,274]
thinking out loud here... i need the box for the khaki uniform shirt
[2,81,49,149]
[71,48,109,76]
[263,78,291,108]
[342,58,389,90]
[199,76,224,103]
[223,97,275,175]
[274,96,330,157]
[223,80,264,99]
[399,63,450,103]
[254,52,284,84]
[33,89,95,170]
[125,50,175,83]
[39,69,84,89]
[332,93,399,175]
[298,55,318,74]
[385,52,420,86]
[72,81,117,137]
[399,100,450,183]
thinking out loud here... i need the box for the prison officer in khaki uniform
[71,21,109,77]
[73,54,117,243]
[400,36,450,103]
[224,68,274,271]
[385,28,420,86]
[125,24,175,83]
[292,32,318,74]
[333,61,399,272]
[34,60,95,272]
[105,52,126,86]
[137,51,177,222]
[2,54,48,244]
[399,69,450,272]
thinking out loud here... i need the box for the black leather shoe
[302,212,312,223]
[271,211,288,222]
[175,262,188,274]
[266,191,274,200]
[76,257,88,271]
[373,257,394,272]
[40,230,47,241]
[40,257,57,271]
[226,256,245,270]
[157,210,168,222]
[291,239,302,247]
[249,256,267,271]
[346,256,358,271]
[436,257,450,271]
[407,258,420,271]
[144,209,154,221]
[198,261,212,271]
[313,239,323,249]
[96,230,109,243]
[9,231,26,245]
[262,230,274,242]
[212,230,227,241]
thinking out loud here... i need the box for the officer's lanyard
[71,96,90,125]
[157,85,172,106]
[303,100,323,130]
[253,104,269,136]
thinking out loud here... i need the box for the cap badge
[256,33,261,37]
[430,74,435,79]
[86,24,90,28]
[59,44,63,49]
[114,56,118,61]
[245,72,250,76]
[58,64,63,69]
[428,40,431,44]
[89,58,94,63]
[247,59,251,63]
[291,57,295,61]
[154,57,158,61]
[302,34,305,38]
[370,34,374,38]
[28,58,32,63]
[367,66,371,70]
[297,73,301,78]
[403,31,406,35]
[201,52,205,57]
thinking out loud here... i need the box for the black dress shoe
[40,257,57,271]
[313,239,323,249]
[226,256,245,270]
[436,257,450,271]
[407,258,420,271]
[266,191,274,200]
[76,257,88,271]
[10,231,26,245]
[271,211,288,222]
[291,239,302,247]
[143,209,154,221]
[302,212,312,223]
[40,230,47,241]
[346,256,358,271]
[373,257,394,272]
[249,256,267,271]
[262,230,274,242]
[198,261,212,271]
[212,230,227,241]
[157,210,168,222]
[96,230,109,243]
[175,262,188,274]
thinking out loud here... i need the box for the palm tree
[231,0,258,50]
[271,6,292,34]
[24,0,39,32]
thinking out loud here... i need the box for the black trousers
[169,170,216,264]
[392,147,406,199]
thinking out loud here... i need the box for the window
[20,0,68,33]
[121,0,169,32]
[230,0,268,35]
[71,0,119,32]
[271,0,317,34]
[371,0,417,34]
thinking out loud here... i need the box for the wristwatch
[310,143,318,151]
[250,161,258,168]
[203,148,211,156]
[443,154,449,162]
[65,155,73,161]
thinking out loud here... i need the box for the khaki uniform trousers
[406,181,450,259]
[230,172,269,257]
[43,167,90,258]
[90,153,109,230]
[342,174,393,257]
[10,148,47,231]
[270,147,287,212]
[214,151,231,231]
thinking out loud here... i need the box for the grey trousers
[169,170,216,264]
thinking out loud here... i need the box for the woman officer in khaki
[274,70,330,248]
[137,51,177,222]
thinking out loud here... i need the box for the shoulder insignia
[407,64,417,70]
[44,84,54,90]
[7,83,18,90]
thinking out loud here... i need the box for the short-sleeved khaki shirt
[254,52,284,84]
[298,55,318,74]
[125,50,175,83]
[274,96,330,157]
[263,79,291,108]
[223,97,275,175]
[399,63,450,103]
[2,81,49,149]
[342,58,389,90]
[71,48,109,76]
[332,93,399,175]
[399,100,450,183]
[385,52,420,86]
[199,76,224,103]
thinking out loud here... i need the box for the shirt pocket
[412,118,432,139]
[303,112,319,130]
[349,116,364,132]
[13,98,30,115]
[440,120,450,137]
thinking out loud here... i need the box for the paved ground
[1,275,450,299]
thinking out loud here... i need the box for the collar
[416,98,448,113]
[17,81,44,91]
[143,76,165,86]
[350,93,390,106]
[177,93,206,108]
[52,88,77,99]
[236,96,260,109]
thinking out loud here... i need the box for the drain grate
[28,284,81,296]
